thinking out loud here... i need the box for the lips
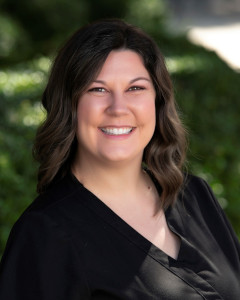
[100,127,134,135]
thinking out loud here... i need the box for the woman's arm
[0,211,91,300]
[202,178,240,260]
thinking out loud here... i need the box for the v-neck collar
[70,171,182,261]
[68,172,225,299]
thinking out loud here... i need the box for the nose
[106,92,129,116]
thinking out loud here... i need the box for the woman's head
[73,49,157,168]
[42,19,170,111]
[34,19,186,209]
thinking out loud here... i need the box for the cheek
[76,99,106,148]
[76,100,101,126]
[75,101,94,144]
[138,98,156,126]
[147,100,156,118]
[143,99,156,139]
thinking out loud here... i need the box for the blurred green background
[0,0,240,256]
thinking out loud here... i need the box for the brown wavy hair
[33,19,187,209]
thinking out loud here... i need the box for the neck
[72,154,159,216]
[72,156,144,195]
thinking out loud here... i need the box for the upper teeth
[101,127,133,135]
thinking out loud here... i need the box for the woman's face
[75,49,156,167]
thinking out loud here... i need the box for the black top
[0,173,239,299]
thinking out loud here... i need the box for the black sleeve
[0,211,91,300]
[202,179,240,260]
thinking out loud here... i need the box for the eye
[128,86,145,92]
[88,87,107,93]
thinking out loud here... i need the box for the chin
[100,150,142,165]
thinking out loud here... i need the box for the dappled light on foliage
[166,54,210,73]
[0,14,30,63]
[0,56,48,254]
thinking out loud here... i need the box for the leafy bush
[0,58,48,253]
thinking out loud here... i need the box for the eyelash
[88,86,145,93]
[128,86,145,91]
[88,87,107,93]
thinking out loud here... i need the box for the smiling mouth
[100,127,134,135]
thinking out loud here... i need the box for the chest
[78,222,239,300]
[118,210,181,260]
[72,205,240,300]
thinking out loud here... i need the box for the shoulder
[183,172,210,193]
[10,173,95,243]
[175,173,232,233]
[27,173,82,212]
[0,175,91,298]
[23,173,90,219]
[181,173,218,208]
[1,173,100,269]
[178,173,240,255]
[172,172,227,226]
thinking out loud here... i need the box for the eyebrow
[130,77,151,84]
[92,77,151,84]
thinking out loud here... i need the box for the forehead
[95,49,149,79]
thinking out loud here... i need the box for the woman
[0,19,239,299]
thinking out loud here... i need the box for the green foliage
[0,0,239,256]
[168,50,240,237]
[0,14,31,64]
[0,0,129,61]
[0,58,48,253]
